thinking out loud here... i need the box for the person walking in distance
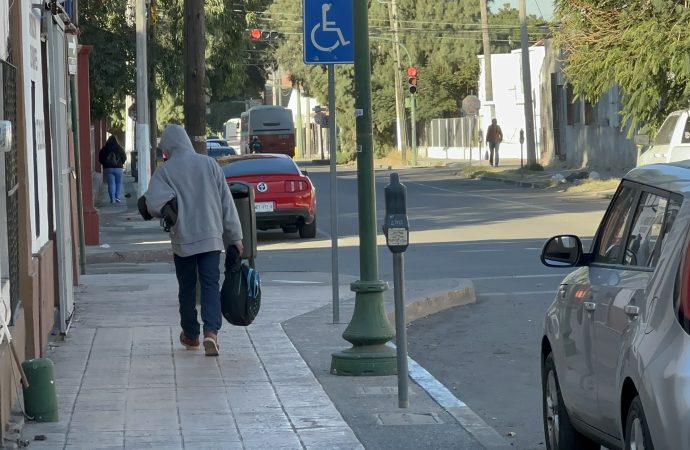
[486,118,503,167]
[142,124,244,356]
[98,135,127,203]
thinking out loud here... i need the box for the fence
[1,60,19,323]
[422,117,480,148]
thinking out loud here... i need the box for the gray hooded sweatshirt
[144,124,242,257]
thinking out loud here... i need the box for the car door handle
[584,302,596,312]
[624,305,640,318]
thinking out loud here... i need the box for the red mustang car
[222,154,317,238]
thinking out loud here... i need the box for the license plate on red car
[255,202,274,213]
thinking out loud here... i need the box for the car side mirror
[302,169,309,176]
[541,235,583,267]
[634,134,650,146]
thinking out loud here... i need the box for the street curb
[477,174,551,189]
[386,279,476,326]
[85,248,173,264]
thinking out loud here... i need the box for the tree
[78,2,135,121]
[553,0,690,135]
[79,0,269,133]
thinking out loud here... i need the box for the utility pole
[136,0,151,195]
[479,0,493,102]
[183,0,207,154]
[519,0,536,165]
[389,0,407,158]
[331,0,396,377]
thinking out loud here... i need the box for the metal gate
[1,60,20,324]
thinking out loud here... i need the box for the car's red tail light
[678,237,690,332]
[285,179,309,193]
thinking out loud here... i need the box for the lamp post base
[331,344,397,376]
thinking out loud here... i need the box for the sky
[500,0,554,20]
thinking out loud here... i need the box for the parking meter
[383,173,409,254]
[383,172,410,408]
[519,129,525,170]
[520,129,525,144]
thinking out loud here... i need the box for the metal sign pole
[328,64,340,323]
[393,252,408,408]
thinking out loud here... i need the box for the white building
[477,45,545,162]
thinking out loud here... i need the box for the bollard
[21,358,58,422]
[383,172,410,408]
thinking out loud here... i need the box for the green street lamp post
[330,0,397,376]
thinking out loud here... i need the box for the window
[624,193,668,267]
[653,113,680,146]
[682,118,690,144]
[595,185,638,264]
[222,157,300,177]
[595,185,680,268]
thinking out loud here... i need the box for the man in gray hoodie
[144,124,243,356]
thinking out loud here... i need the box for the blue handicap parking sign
[303,0,354,64]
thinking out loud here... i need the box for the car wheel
[625,397,654,450]
[542,353,599,450]
[299,219,317,239]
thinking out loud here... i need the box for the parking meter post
[328,64,340,324]
[331,0,397,377]
[383,173,410,407]
[393,252,408,408]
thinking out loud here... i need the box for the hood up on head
[158,124,194,159]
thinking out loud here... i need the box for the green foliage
[488,3,545,54]
[337,150,356,164]
[79,2,135,121]
[79,0,268,131]
[553,0,690,135]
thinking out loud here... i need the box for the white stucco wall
[0,0,8,61]
[21,0,50,252]
[477,46,545,161]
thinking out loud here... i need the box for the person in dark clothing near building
[98,135,128,203]
[485,118,503,167]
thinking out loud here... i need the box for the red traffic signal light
[406,67,417,77]
[250,28,262,40]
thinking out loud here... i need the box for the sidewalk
[15,176,509,449]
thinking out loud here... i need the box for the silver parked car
[540,161,690,450]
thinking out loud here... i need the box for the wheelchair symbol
[310,3,351,52]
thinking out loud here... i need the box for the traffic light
[407,67,418,95]
[249,29,283,40]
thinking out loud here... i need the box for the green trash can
[21,358,58,422]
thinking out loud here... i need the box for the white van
[636,109,690,166]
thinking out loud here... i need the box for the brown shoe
[180,332,200,350]
[203,331,219,356]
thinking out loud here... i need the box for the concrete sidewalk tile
[75,389,127,411]
[124,409,180,431]
[240,429,302,450]
[179,411,235,430]
[288,410,349,430]
[273,385,334,409]
[182,429,242,449]
[70,410,126,431]
[125,386,176,403]
[297,427,363,450]
[65,431,124,449]
[20,432,66,449]
[124,430,183,450]
[176,395,229,412]
[233,408,292,429]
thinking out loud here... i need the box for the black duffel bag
[221,245,261,326]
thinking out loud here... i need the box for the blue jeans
[104,167,124,202]
[174,251,222,337]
